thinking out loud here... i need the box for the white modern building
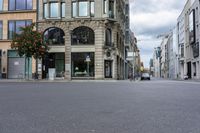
[153,47,161,78]
[160,35,169,78]
[177,0,200,80]
[168,28,179,79]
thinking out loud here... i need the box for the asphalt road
[0,80,200,133]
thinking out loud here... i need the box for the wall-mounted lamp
[3,50,6,55]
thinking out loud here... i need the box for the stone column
[65,30,71,80]
[95,22,104,79]
[66,0,71,19]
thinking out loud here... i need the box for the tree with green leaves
[11,23,49,79]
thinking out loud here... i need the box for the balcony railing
[108,11,114,18]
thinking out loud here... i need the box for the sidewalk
[0,79,121,83]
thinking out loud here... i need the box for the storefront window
[71,53,95,77]
[44,27,65,45]
[72,26,94,45]
[42,53,65,78]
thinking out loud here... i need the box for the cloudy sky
[130,0,187,68]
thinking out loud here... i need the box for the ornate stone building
[37,0,130,80]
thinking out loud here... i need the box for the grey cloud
[129,0,187,67]
[131,0,186,14]
[135,24,174,37]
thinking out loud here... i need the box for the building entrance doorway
[105,60,112,78]
[42,53,65,79]
[187,62,191,79]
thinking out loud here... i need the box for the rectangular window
[8,20,32,39]
[104,0,107,14]
[189,9,195,44]
[79,2,88,17]
[9,0,33,10]
[0,21,2,39]
[9,0,15,10]
[26,20,32,26]
[125,4,129,14]
[181,44,184,57]
[61,3,65,18]
[16,0,26,10]
[109,0,114,18]
[16,21,26,34]
[72,2,77,17]
[71,52,95,77]
[90,2,94,17]
[193,42,199,58]
[44,3,48,18]
[8,21,15,39]
[50,3,58,18]
[27,0,33,10]
[0,0,3,11]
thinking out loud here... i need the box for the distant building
[160,35,169,78]
[133,41,141,77]
[149,58,154,76]
[168,28,179,79]
[153,47,161,78]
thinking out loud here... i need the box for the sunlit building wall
[37,0,129,80]
[0,0,37,79]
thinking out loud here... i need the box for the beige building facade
[0,0,37,78]
[37,0,130,80]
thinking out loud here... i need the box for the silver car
[141,73,150,80]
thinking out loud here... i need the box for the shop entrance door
[105,60,112,78]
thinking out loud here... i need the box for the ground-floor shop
[0,49,34,79]
[179,59,200,80]
[38,51,125,80]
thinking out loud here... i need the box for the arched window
[72,26,95,45]
[105,28,112,46]
[44,27,65,45]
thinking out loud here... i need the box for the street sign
[126,57,133,61]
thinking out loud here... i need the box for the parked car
[141,73,150,80]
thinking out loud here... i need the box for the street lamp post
[85,55,91,76]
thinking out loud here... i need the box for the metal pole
[87,62,89,76]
